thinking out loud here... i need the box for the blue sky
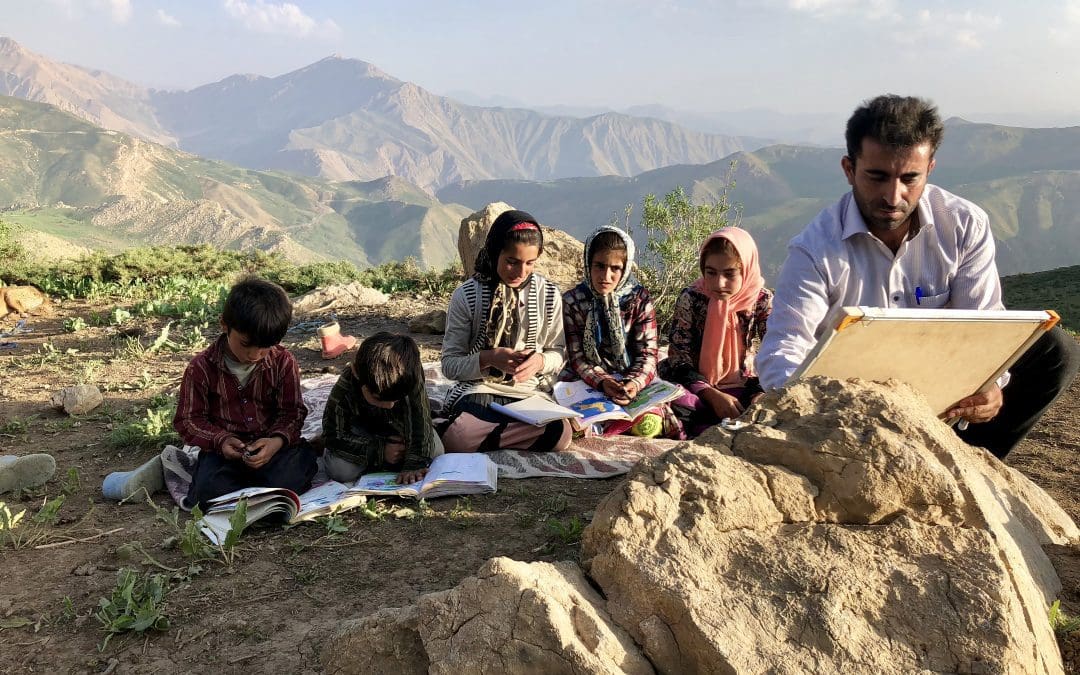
[3,0,1080,121]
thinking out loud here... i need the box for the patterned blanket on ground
[302,366,679,478]
[162,366,678,508]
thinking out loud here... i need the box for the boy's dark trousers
[957,326,1079,458]
[187,441,318,508]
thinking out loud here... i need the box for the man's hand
[945,385,1003,425]
[221,436,246,461]
[397,468,429,485]
[701,387,744,420]
[511,351,543,383]
[383,436,406,465]
[243,436,284,469]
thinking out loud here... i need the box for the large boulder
[458,202,584,293]
[291,282,388,315]
[324,557,652,675]
[581,377,1076,674]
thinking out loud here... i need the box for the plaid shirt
[659,286,773,389]
[322,365,436,472]
[173,334,307,453]
[561,282,658,391]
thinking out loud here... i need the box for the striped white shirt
[758,184,1003,390]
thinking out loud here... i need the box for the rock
[50,384,103,415]
[581,377,1073,675]
[291,282,388,315]
[458,202,584,293]
[408,309,446,334]
[325,557,653,675]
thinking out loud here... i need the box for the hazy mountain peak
[0,36,25,55]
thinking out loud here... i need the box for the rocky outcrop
[458,203,584,293]
[291,282,389,315]
[582,377,1074,674]
[329,378,1076,674]
[325,557,652,675]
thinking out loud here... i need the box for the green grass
[1002,265,1080,332]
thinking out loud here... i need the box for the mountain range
[1,35,1077,279]
[0,37,761,193]
[0,94,468,269]
[439,120,1080,278]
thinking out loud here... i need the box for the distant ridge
[0,37,764,191]
[0,95,469,268]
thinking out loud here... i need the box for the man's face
[842,137,936,236]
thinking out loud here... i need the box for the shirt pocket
[917,290,951,308]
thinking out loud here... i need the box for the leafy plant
[321,513,349,535]
[1049,599,1080,636]
[94,568,170,650]
[357,499,386,521]
[0,502,27,548]
[107,396,180,450]
[63,316,88,333]
[624,180,738,331]
[32,495,65,525]
[60,467,82,495]
[546,516,586,546]
[218,499,248,565]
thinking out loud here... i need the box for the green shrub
[625,181,737,332]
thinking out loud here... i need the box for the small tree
[625,176,738,333]
[0,219,30,283]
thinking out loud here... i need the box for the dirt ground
[1,298,1078,674]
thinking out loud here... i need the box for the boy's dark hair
[587,230,628,267]
[845,95,944,162]
[353,332,421,402]
[221,277,292,347]
[700,236,740,272]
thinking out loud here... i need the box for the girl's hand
[621,380,641,402]
[601,378,631,405]
[512,351,543,383]
[482,347,519,374]
[701,388,744,420]
[397,468,429,485]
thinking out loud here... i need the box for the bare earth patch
[0,299,1077,674]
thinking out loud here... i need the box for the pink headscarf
[689,227,764,387]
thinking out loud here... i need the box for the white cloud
[1050,0,1080,41]
[914,8,1002,50]
[785,0,896,20]
[223,0,341,39]
[156,8,181,27]
[96,0,132,23]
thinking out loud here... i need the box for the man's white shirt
[758,184,1004,390]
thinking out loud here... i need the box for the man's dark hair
[353,332,421,402]
[845,95,945,161]
[220,277,292,347]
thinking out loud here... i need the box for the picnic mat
[161,365,678,508]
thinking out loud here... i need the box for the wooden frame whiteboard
[787,307,1059,415]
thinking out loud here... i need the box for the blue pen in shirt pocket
[915,286,923,305]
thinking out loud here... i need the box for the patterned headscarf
[473,210,543,382]
[582,225,637,373]
[689,227,764,387]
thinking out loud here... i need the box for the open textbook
[552,379,683,429]
[351,452,498,500]
[199,453,499,543]
[489,395,584,426]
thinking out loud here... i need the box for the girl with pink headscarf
[658,227,773,437]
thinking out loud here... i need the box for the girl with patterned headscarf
[659,227,773,438]
[439,210,573,453]
[560,226,680,438]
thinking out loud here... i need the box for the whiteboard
[788,307,1059,416]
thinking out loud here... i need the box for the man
[758,94,1077,458]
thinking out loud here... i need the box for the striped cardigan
[441,275,566,413]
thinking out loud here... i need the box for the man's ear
[927,156,937,176]
[841,155,856,186]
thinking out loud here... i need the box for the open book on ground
[199,483,366,544]
[552,379,684,429]
[489,395,583,427]
[199,454,499,542]
[350,452,497,500]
